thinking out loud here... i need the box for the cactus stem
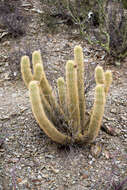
[21,56,33,88]
[29,81,70,144]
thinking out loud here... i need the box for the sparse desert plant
[91,0,127,61]
[40,0,127,61]
[21,45,112,144]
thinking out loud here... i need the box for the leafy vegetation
[40,0,127,61]
[0,0,29,38]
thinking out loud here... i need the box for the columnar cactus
[21,45,112,144]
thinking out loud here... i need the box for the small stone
[18,179,28,185]
[110,108,117,113]
[14,72,17,76]
[45,154,54,159]
[41,174,49,179]
[115,61,121,66]
[81,173,89,179]
[12,93,17,98]
[103,150,110,159]
[17,178,22,183]
[91,62,96,65]
[50,166,59,174]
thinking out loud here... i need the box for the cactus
[21,45,112,144]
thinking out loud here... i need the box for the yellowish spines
[74,45,86,132]
[21,46,113,145]
[21,56,33,88]
[29,81,70,144]
[104,70,112,96]
[88,85,106,142]
[57,77,66,111]
[66,60,81,135]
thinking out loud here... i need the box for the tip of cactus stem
[33,50,41,55]
[66,60,74,67]
[95,66,104,85]
[105,70,112,83]
[32,50,42,65]
[21,56,29,66]
[74,45,82,51]
[57,77,64,82]
[57,77,65,87]
[95,66,103,73]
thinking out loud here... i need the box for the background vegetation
[40,0,127,62]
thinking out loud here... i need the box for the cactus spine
[21,46,112,144]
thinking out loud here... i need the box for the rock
[115,61,121,66]
[110,108,117,113]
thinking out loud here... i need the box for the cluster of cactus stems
[21,45,112,145]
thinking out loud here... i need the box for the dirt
[0,1,127,190]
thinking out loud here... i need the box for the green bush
[40,0,127,61]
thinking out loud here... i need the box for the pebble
[110,108,117,113]
[18,179,28,185]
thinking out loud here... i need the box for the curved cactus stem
[40,72,59,111]
[21,56,33,88]
[40,73,52,100]
[95,66,105,85]
[104,70,112,96]
[87,84,106,142]
[39,88,55,122]
[74,45,86,132]
[39,67,65,119]
[66,60,81,136]
[57,77,66,112]
[29,81,71,144]
[32,50,43,73]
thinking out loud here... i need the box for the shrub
[40,0,127,61]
